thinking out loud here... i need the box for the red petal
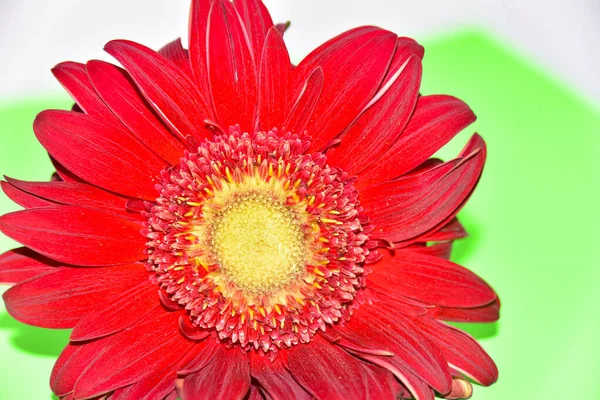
[369,250,497,308]
[283,67,323,134]
[358,95,476,186]
[358,354,434,400]
[430,298,500,323]
[4,177,128,213]
[320,327,395,357]
[361,158,458,241]
[86,60,186,165]
[73,309,192,399]
[247,386,264,400]
[51,335,119,396]
[160,290,184,311]
[331,306,451,394]
[208,0,258,132]
[250,353,311,400]
[71,281,160,341]
[416,317,498,386]
[293,27,397,152]
[327,52,422,174]
[257,27,292,131]
[400,134,487,245]
[104,39,212,142]
[0,247,58,284]
[178,339,221,375]
[419,218,467,242]
[233,0,274,62]
[0,206,146,266]
[183,347,250,400]
[179,315,210,341]
[1,180,55,209]
[288,335,379,399]
[51,62,121,124]
[2,264,148,328]
[34,110,166,200]
[189,0,213,101]
[406,242,454,260]
[362,361,405,400]
[51,157,85,183]
[111,358,192,400]
[361,137,485,243]
[396,36,425,60]
[158,38,194,79]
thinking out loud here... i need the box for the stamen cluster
[145,127,377,353]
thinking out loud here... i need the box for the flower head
[0,1,499,399]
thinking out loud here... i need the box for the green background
[0,30,598,399]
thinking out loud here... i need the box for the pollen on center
[208,191,307,294]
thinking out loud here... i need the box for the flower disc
[207,191,307,293]
[146,127,375,352]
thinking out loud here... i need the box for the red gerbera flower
[0,1,499,399]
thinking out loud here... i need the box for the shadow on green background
[0,27,599,399]
[0,312,69,357]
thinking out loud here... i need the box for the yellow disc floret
[209,192,307,294]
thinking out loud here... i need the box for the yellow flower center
[208,192,307,294]
[146,129,370,351]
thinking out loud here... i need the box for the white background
[0,0,599,105]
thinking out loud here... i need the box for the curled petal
[233,0,275,63]
[284,67,323,134]
[1,180,54,209]
[4,177,128,213]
